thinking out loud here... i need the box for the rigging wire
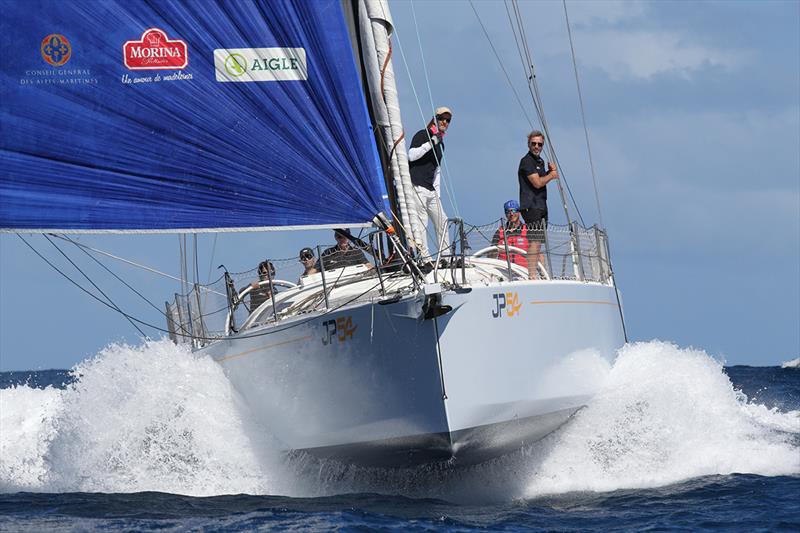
[59,234,167,316]
[18,233,403,344]
[470,0,586,226]
[467,0,535,128]
[507,2,546,122]
[48,234,213,339]
[17,234,195,335]
[192,233,200,287]
[205,233,219,284]
[50,234,186,283]
[43,234,147,338]
[179,234,187,294]
[475,0,585,225]
[409,0,460,218]
[51,234,226,338]
[563,0,604,228]
[383,0,458,260]
[507,0,586,227]
[17,234,153,336]
[378,1,441,251]
[475,0,590,229]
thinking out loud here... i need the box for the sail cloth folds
[0,0,389,233]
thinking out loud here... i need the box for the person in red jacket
[491,200,529,270]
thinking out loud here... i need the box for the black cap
[334,228,351,238]
[299,247,314,259]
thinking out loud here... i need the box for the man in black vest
[518,130,558,279]
[408,106,452,261]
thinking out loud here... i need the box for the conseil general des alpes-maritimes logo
[123,28,187,70]
[41,33,71,66]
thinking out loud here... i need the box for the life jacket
[497,225,528,267]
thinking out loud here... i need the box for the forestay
[0,0,388,233]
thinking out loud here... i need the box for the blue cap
[503,200,520,211]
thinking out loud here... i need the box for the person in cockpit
[298,247,319,282]
[248,260,275,311]
[320,228,372,271]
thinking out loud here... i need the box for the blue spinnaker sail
[0,0,389,232]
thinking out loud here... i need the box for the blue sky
[1,0,798,370]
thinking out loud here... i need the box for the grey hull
[296,406,581,468]
[203,280,625,468]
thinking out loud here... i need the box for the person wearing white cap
[407,106,452,262]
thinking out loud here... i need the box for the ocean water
[1,341,798,531]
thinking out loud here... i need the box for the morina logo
[214,48,307,82]
[123,28,187,70]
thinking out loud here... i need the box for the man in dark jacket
[518,130,558,279]
[408,106,452,261]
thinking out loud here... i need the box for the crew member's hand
[548,162,559,180]
[430,133,441,146]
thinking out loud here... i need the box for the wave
[0,341,284,495]
[524,341,800,497]
[0,340,797,500]
[781,357,800,369]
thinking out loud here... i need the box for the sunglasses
[505,209,519,214]
[300,254,314,261]
[529,141,543,147]
[436,115,451,123]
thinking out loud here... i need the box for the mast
[341,0,425,249]
[340,1,400,230]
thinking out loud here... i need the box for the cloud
[579,106,800,255]
[565,0,645,25]
[574,29,752,81]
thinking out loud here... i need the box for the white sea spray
[1,339,797,501]
[0,385,63,491]
[781,357,800,369]
[524,341,800,497]
[0,340,283,496]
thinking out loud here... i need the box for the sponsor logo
[123,28,188,70]
[321,316,357,345]
[223,53,248,77]
[41,34,71,67]
[21,35,96,86]
[492,292,521,318]
[214,48,307,82]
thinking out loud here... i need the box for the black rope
[43,234,148,338]
[19,229,393,344]
[479,0,586,227]
[58,234,165,316]
[18,234,165,333]
[507,0,586,227]
[55,234,201,339]
[468,0,535,127]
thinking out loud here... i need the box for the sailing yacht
[1,0,626,467]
